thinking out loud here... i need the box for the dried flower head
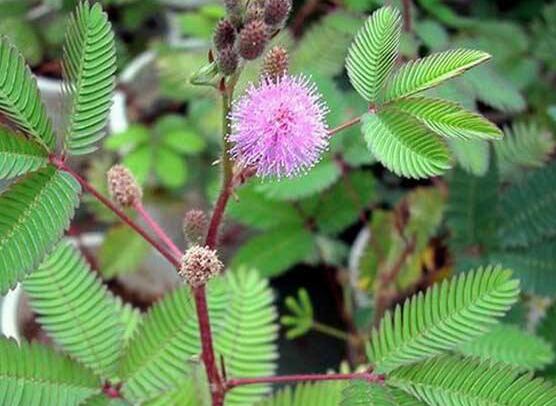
[229,74,329,178]
[179,245,223,287]
[264,0,291,26]
[107,164,142,207]
[214,19,236,51]
[183,209,208,244]
[239,20,268,60]
[263,46,289,81]
[217,47,239,76]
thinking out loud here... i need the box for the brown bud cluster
[107,165,142,208]
[183,209,208,244]
[239,20,268,60]
[218,47,239,76]
[263,46,289,81]
[214,19,236,51]
[264,0,291,26]
[179,245,223,287]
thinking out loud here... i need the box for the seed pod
[183,209,208,244]
[264,0,291,26]
[107,165,142,207]
[213,19,236,51]
[179,245,223,287]
[239,20,268,60]
[217,47,239,76]
[262,46,289,81]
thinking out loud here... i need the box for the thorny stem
[226,371,384,391]
[133,201,183,259]
[50,157,181,268]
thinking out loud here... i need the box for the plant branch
[312,321,351,341]
[402,0,412,32]
[226,371,384,390]
[51,157,180,268]
[328,116,361,136]
[133,201,183,258]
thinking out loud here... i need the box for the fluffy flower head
[229,75,329,178]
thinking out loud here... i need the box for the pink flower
[229,75,329,178]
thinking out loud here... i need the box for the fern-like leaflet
[23,241,124,379]
[362,110,451,179]
[388,355,556,405]
[346,6,401,103]
[383,49,490,102]
[257,381,345,406]
[367,265,520,373]
[0,166,81,294]
[0,338,99,405]
[0,37,55,150]
[0,127,48,180]
[62,2,116,155]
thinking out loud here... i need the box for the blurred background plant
[1,0,556,401]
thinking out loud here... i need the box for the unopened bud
[264,0,291,26]
[179,245,223,287]
[183,209,208,244]
[214,19,236,51]
[245,1,265,23]
[239,20,268,60]
[263,46,289,81]
[217,47,239,76]
[107,165,142,207]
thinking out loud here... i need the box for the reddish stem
[226,371,384,390]
[328,116,361,136]
[51,157,180,268]
[133,201,183,258]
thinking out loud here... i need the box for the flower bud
[107,165,142,207]
[217,47,239,76]
[245,1,265,24]
[239,20,268,60]
[264,0,291,26]
[263,46,289,81]
[213,19,236,51]
[183,209,208,244]
[179,245,223,287]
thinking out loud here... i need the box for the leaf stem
[51,157,180,268]
[328,116,362,136]
[312,321,351,341]
[226,371,384,390]
[133,201,183,258]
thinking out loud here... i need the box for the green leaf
[539,304,556,377]
[498,163,556,248]
[362,111,451,179]
[62,2,116,155]
[446,164,499,252]
[384,49,490,102]
[227,184,303,230]
[99,225,150,278]
[257,381,346,406]
[281,288,314,339]
[120,270,277,405]
[154,147,188,189]
[0,338,100,405]
[23,241,124,378]
[123,145,152,185]
[104,125,150,151]
[341,381,426,405]
[314,170,376,234]
[495,121,555,178]
[255,160,341,201]
[389,355,556,405]
[0,18,43,66]
[0,37,55,150]
[387,97,501,140]
[0,128,48,180]
[367,265,520,373]
[0,166,81,294]
[231,226,314,277]
[346,6,401,103]
[491,240,556,296]
[162,130,206,155]
[449,138,490,176]
[457,324,555,370]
